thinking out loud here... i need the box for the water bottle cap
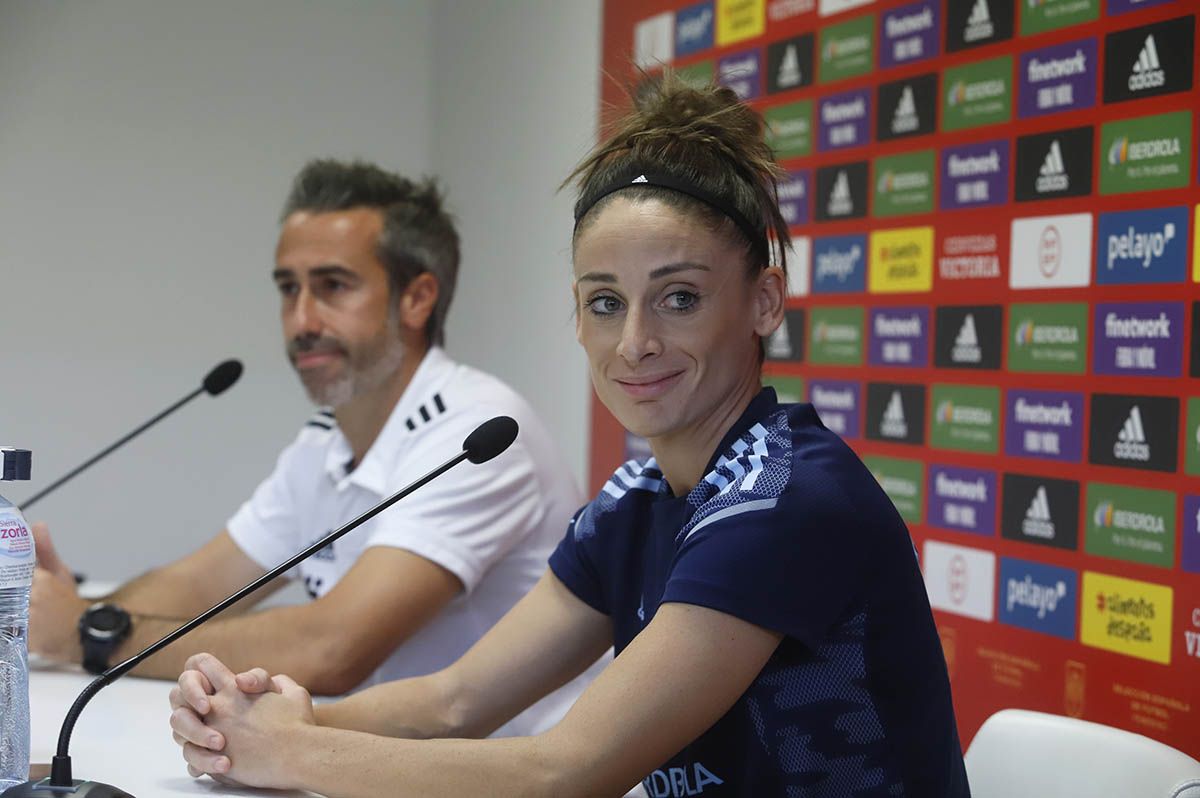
[0,448,32,481]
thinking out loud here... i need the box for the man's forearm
[119,603,362,693]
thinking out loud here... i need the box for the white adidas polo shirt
[227,347,593,735]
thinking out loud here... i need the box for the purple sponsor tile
[868,307,929,367]
[1019,38,1097,119]
[1005,389,1085,462]
[928,464,997,535]
[778,170,810,226]
[718,49,761,100]
[880,0,938,69]
[818,88,871,151]
[1094,302,1185,377]
[1108,0,1174,14]
[809,379,861,439]
[941,140,1009,210]
[1184,495,1200,574]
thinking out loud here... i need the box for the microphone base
[1,779,133,797]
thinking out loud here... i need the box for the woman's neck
[649,375,762,497]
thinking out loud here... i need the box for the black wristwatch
[78,603,132,675]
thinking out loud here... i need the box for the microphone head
[203,359,244,396]
[463,416,518,464]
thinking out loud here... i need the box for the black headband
[573,170,766,259]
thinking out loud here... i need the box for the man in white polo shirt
[28,159,593,734]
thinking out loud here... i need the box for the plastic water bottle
[0,447,33,790]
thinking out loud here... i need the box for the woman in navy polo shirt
[169,74,970,797]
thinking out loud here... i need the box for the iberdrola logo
[814,320,830,342]
[1014,320,1035,346]
[936,400,955,424]
[1108,137,1129,166]
[878,170,895,193]
[1094,501,1115,527]
[947,80,967,107]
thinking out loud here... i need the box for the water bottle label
[0,508,34,590]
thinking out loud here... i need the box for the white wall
[0,1,438,577]
[432,1,599,486]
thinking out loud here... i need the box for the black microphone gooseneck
[21,360,244,511]
[2,415,519,798]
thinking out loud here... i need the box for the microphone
[20,360,244,510]
[2,415,518,798]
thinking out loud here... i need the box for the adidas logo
[1035,141,1069,194]
[777,44,802,88]
[1022,486,1056,539]
[880,390,909,438]
[951,314,983,363]
[827,170,853,217]
[766,317,793,359]
[1114,405,1151,462]
[964,0,994,43]
[631,175,649,184]
[1128,34,1166,93]
[891,85,919,134]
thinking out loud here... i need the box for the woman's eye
[664,291,698,312]
[587,295,623,315]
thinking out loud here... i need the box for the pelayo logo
[1103,17,1194,104]
[1088,393,1179,473]
[1096,207,1188,285]
[931,384,1000,454]
[1101,111,1192,195]
[999,558,1077,640]
[1093,302,1184,377]
[812,234,866,293]
[1086,482,1175,569]
[675,2,714,58]
[1081,571,1173,665]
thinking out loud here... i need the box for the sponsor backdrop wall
[594,0,1200,756]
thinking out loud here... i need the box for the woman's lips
[615,371,684,399]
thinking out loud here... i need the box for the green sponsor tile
[809,306,864,365]
[942,56,1013,132]
[819,14,875,84]
[1007,303,1088,374]
[765,100,814,159]
[930,384,1000,453]
[677,60,715,88]
[1100,111,1193,195]
[864,455,923,524]
[1085,482,1175,568]
[1186,398,1200,477]
[873,149,935,217]
[1021,0,1099,36]
[763,375,805,405]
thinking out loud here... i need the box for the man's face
[274,208,405,408]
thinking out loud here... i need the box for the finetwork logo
[1114,406,1150,463]
[869,308,929,367]
[1006,390,1084,462]
[881,1,938,68]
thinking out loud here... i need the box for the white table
[29,665,318,797]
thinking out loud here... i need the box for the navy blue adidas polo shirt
[549,389,969,797]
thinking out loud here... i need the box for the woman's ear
[753,266,786,339]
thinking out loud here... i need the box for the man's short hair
[281,159,460,347]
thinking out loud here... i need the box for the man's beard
[287,318,407,408]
